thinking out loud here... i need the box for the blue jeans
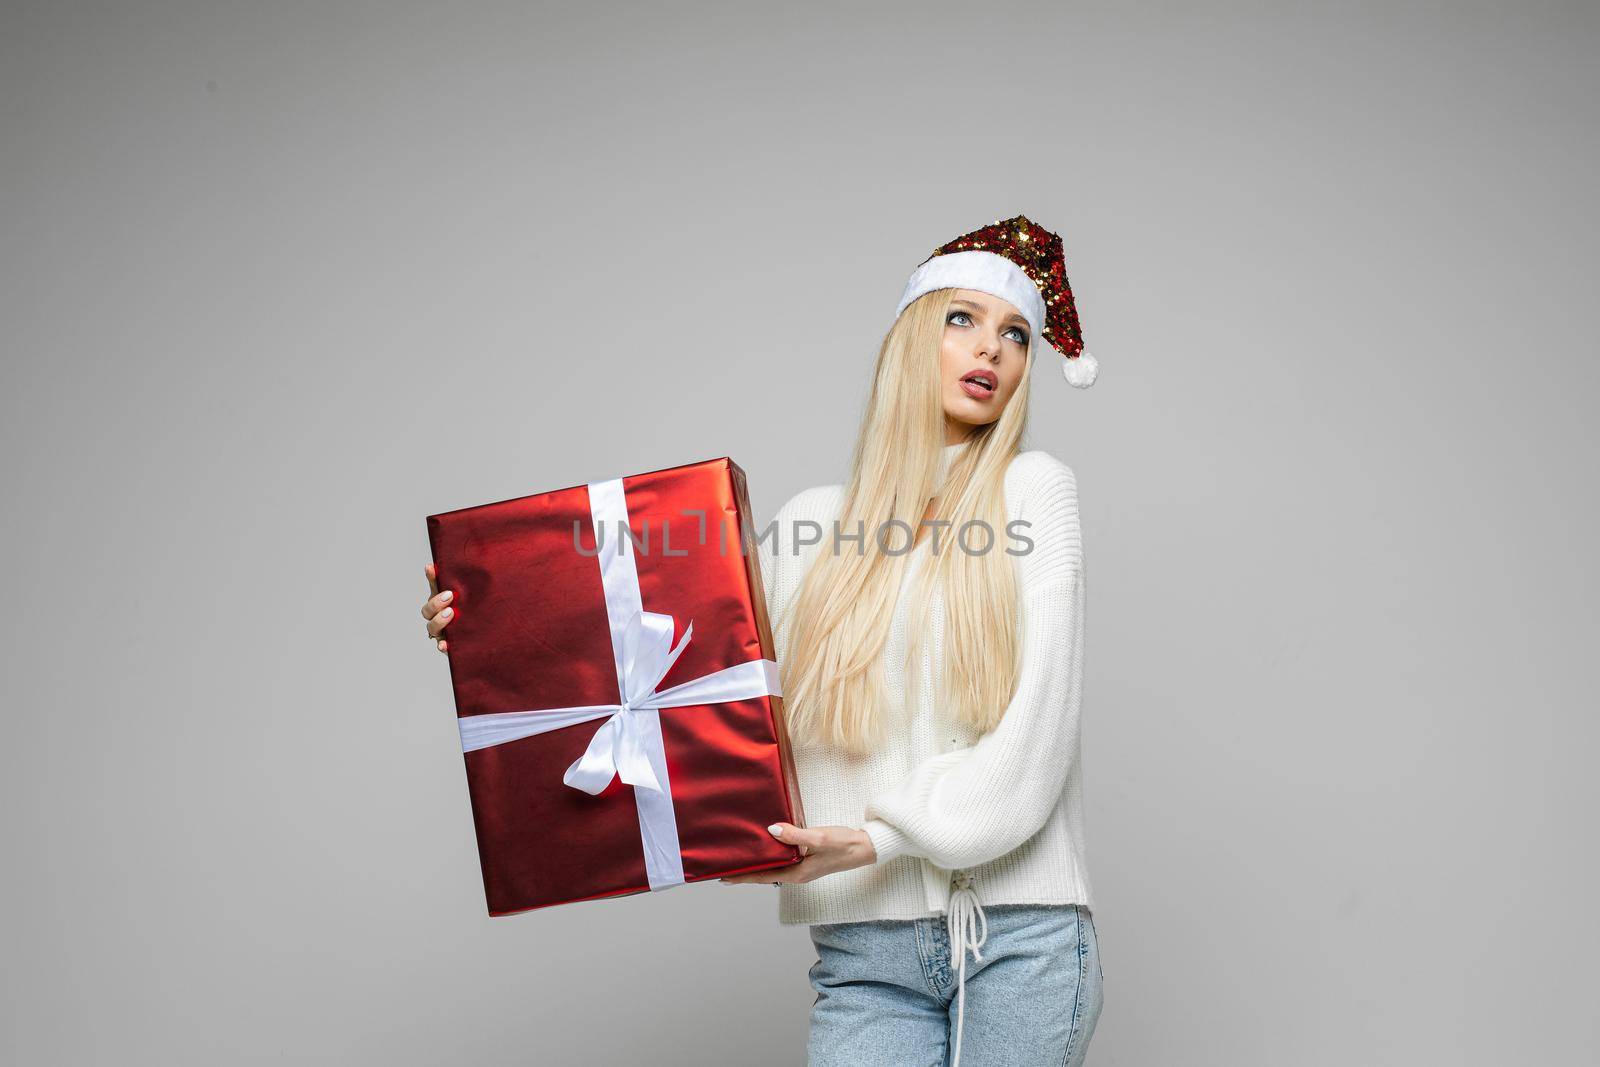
[806,903,1103,1067]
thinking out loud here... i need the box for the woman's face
[939,287,1030,435]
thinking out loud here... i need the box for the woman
[422,215,1103,1066]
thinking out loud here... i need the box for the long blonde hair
[780,287,1033,758]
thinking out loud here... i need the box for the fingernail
[441,607,453,618]
[767,823,782,836]
[440,590,453,602]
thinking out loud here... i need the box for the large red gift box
[426,456,807,916]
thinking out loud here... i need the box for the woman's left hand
[720,823,878,885]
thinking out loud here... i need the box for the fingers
[768,822,822,852]
[720,857,810,885]
[425,601,455,638]
[421,588,454,622]
[719,824,846,884]
[717,824,820,884]
[423,566,456,652]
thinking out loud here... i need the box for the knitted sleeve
[858,455,1086,871]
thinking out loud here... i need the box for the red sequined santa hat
[894,214,1099,388]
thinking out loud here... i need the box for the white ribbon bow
[452,475,783,890]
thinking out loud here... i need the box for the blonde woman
[423,216,1102,1066]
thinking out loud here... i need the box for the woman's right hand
[421,563,455,653]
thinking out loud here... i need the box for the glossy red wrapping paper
[425,456,806,916]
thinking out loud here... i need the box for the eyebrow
[949,298,1029,329]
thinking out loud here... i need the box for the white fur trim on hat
[894,250,1047,340]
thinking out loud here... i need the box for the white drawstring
[946,873,988,1067]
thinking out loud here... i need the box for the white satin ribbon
[453,476,783,890]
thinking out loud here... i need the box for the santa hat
[894,214,1099,388]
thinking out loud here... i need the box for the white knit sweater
[759,441,1094,927]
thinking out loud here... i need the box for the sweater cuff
[861,818,914,865]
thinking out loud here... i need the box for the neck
[935,438,965,482]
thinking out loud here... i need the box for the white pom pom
[1061,349,1099,388]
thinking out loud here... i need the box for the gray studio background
[4,2,1596,1064]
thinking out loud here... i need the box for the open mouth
[960,370,997,398]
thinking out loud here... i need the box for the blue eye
[949,310,1027,345]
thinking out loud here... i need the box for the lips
[959,374,996,401]
[960,370,997,394]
